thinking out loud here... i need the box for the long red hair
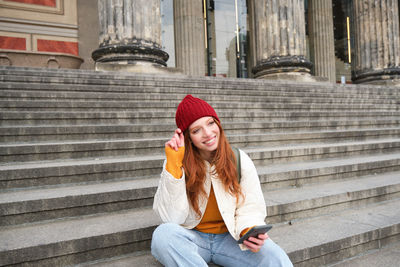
[183,119,243,217]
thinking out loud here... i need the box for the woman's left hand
[243,233,269,253]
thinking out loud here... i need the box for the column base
[352,68,400,86]
[252,56,314,82]
[92,44,169,67]
[95,61,183,75]
[255,72,316,82]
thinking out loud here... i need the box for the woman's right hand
[165,128,185,151]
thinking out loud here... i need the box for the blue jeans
[151,223,293,267]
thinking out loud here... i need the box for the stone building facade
[0,0,83,69]
[0,0,399,85]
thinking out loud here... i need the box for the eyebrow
[189,118,214,131]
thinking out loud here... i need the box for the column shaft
[308,0,336,83]
[93,0,168,68]
[252,0,312,80]
[174,0,205,76]
[352,0,400,84]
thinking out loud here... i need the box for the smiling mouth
[204,136,216,144]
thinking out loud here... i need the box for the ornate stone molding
[92,44,168,66]
[252,55,313,76]
[0,49,83,69]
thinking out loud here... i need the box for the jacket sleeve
[235,150,267,237]
[152,147,190,224]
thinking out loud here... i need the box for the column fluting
[352,0,400,84]
[308,0,336,83]
[251,0,313,80]
[92,0,169,67]
[174,0,206,76]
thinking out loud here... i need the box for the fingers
[165,128,185,151]
[165,139,178,151]
[177,129,184,147]
[258,233,269,240]
[243,239,261,252]
[173,128,185,148]
[243,235,268,253]
[248,236,265,246]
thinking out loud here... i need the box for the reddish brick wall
[37,39,78,56]
[0,36,26,50]
[4,0,56,7]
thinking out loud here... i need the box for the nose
[203,127,212,137]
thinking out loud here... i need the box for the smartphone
[237,225,273,244]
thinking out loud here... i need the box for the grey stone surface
[77,198,400,267]
[272,198,400,265]
[264,171,400,223]
[77,0,98,70]
[308,0,336,83]
[0,177,159,225]
[352,0,400,84]
[252,0,312,80]
[0,208,161,266]
[2,130,400,163]
[93,0,168,69]
[2,122,400,143]
[1,66,400,266]
[330,242,400,267]
[174,0,205,76]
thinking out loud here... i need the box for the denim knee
[261,239,293,267]
[151,223,210,267]
[151,223,181,255]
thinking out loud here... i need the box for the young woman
[152,95,293,267]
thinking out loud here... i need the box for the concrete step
[84,200,400,266]
[83,242,400,267]
[1,66,399,97]
[1,169,399,228]
[1,141,399,189]
[259,152,400,190]
[2,110,400,126]
[81,251,161,267]
[247,138,400,165]
[3,195,397,267]
[1,89,399,106]
[2,129,400,162]
[274,198,400,266]
[329,241,400,267]
[0,176,159,226]
[0,154,164,189]
[1,66,400,267]
[0,146,400,189]
[0,208,160,266]
[264,172,400,224]
[2,99,398,112]
[2,81,399,105]
[2,120,400,142]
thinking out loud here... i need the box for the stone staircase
[0,66,399,267]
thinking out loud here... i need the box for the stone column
[174,0,206,76]
[92,0,169,73]
[308,0,336,83]
[251,0,313,81]
[352,0,400,85]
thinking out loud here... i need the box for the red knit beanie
[175,95,220,132]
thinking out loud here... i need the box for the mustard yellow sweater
[165,146,249,236]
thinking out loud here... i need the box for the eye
[191,128,200,134]
[208,120,215,126]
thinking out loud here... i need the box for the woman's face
[188,116,220,160]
